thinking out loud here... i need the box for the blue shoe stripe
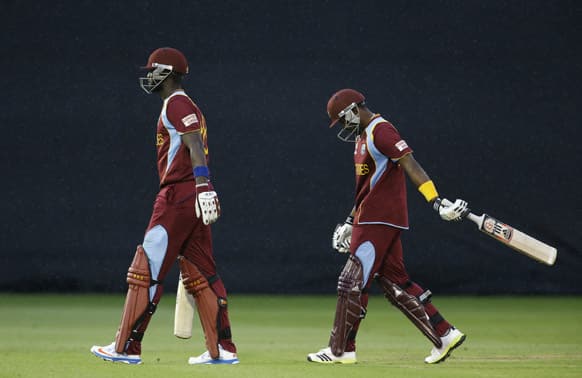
[92,350,142,364]
[205,358,239,365]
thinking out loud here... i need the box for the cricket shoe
[188,344,240,365]
[307,347,357,364]
[424,327,466,364]
[90,342,142,365]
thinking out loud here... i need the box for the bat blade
[508,227,558,265]
[174,274,195,339]
[467,212,557,266]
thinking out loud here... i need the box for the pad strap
[219,326,232,340]
[418,290,433,304]
[429,311,445,328]
[129,302,158,343]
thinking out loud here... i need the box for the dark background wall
[1,1,580,294]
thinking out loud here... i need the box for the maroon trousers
[344,224,451,352]
[125,180,235,354]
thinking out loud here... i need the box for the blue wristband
[193,166,210,178]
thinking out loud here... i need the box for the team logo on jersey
[156,133,164,146]
[395,140,409,151]
[355,163,370,176]
[182,113,199,127]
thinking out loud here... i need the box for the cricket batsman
[307,89,469,364]
[91,47,239,365]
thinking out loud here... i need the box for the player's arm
[398,153,469,221]
[181,131,220,225]
[181,131,208,185]
[398,153,431,194]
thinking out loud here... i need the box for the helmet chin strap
[336,103,361,142]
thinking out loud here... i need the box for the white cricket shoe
[90,342,142,365]
[188,344,240,365]
[307,347,357,364]
[424,327,466,364]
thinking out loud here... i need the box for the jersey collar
[364,114,385,134]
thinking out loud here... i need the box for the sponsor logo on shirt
[355,163,370,176]
[182,113,199,127]
[395,140,408,151]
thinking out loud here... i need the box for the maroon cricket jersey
[353,115,413,229]
[156,91,208,187]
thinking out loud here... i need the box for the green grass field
[0,294,580,378]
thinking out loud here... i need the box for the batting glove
[332,215,354,253]
[195,183,221,225]
[434,198,470,222]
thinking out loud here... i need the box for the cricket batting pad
[376,276,442,348]
[115,245,151,353]
[329,255,365,356]
[178,256,220,359]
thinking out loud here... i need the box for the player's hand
[332,216,353,253]
[195,183,221,225]
[434,198,470,222]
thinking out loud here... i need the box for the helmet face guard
[335,102,361,142]
[139,63,173,94]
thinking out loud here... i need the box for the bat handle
[441,198,483,227]
[466,212,484,228]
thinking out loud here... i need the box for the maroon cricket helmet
[326,88,365,127]
[142,47,189,75]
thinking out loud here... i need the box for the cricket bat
[174,273,196,339]
[443,199,557,265]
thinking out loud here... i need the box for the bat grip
[441,198,481,226]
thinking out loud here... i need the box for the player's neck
[159,85,184,100]
[359,109,377,128]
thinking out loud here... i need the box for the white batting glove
[434,198,469,222]
[195,183,221,225]
[332,215,353,253]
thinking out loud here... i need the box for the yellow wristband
[418,180,439,202]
